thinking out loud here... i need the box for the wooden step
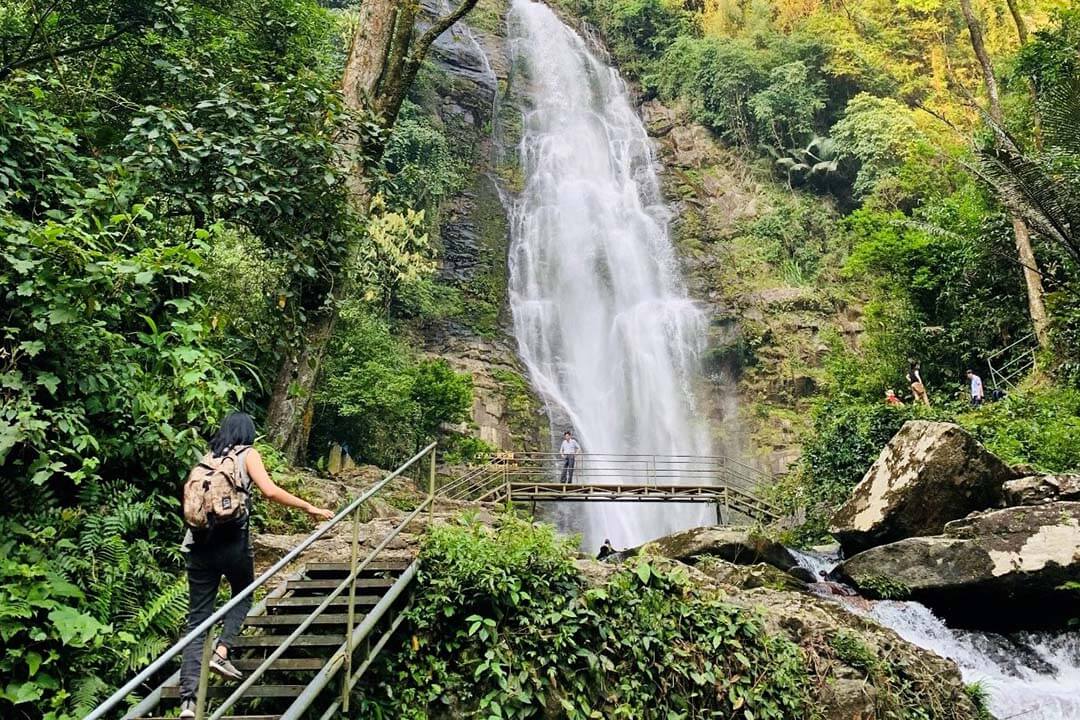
[231,634,345,648]
[161,685,305,699]
[245,613,352,627]
[266,594,381,609]
[304,560,409,576]
[232,657,325,671]
[286,577,394,592]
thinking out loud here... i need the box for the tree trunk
[1012,217,1051,346]
[959,0,1050,348]
[1005,0,1028,44]
[265,0,479,463]
[265,299,340,461]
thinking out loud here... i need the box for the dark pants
[560,456,576,483]
[180,530,254,700]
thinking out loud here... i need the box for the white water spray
[506,0,712,551]
[871,602,1080,720]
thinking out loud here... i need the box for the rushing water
[871,602,1080,720]
[789,551,1080,718]
[505,0,712,551]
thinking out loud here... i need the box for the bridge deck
[476,481,779,521]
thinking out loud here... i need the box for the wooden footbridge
[86,447,777,719]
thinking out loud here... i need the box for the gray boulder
[1003,474,1080,506]
[840,502,1080,631]
[635,525,798,572]
[830,421,1017,555]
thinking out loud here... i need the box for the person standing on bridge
[559,430,581,483]
[178,413,334,718]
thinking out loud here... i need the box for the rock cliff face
[414,0,547,452]
[643,100,861,473]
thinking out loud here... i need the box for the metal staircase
[87,446,780,719]
[86,443,438,720]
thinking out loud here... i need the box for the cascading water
[870,602,1080,719]
[505,0,712,551]
[791,551,1080,718]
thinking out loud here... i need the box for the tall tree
[1005,0,1029,44]
[265,0,478,461]
[958,0,1050,348]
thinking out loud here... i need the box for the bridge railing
[437,452,776,519]
[440,452,768,496]
[86,442,439,720]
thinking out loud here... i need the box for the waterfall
[870,602,1080,719]
[505,0,713,551]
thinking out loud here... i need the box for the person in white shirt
[966,369,985,407]
[559,430,581,483]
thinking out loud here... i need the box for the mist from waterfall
[505,0,713,551]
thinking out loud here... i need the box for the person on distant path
[597,538,616,560]
[907,361,931,407]
[884,388,904,406]
[178,413,334,719]
[559,430,581,483]
[966,369,985,407]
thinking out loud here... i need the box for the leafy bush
[751,61,826,148]
[601,0,698,72]
[356,515,809,718]
[958,386,1080,471]
[830,93,921,202]
[314,306,473,468]
[0,488,187,718]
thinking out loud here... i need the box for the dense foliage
[0,1,476,716]
[357,516,810,719]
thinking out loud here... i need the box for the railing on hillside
[437,452,779,522]
[86,442,439,720]
[987,333,1037,390]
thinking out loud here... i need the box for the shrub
[355,515,810,718]
[314,306,473,467]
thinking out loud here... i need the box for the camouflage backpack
[183,446,251,530]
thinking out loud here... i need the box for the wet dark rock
[840,502,1080,631]
[830,421,1017,555]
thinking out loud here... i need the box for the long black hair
[209,412,256,457]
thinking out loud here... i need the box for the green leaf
[635,563,652,584]
[48,606,107,647]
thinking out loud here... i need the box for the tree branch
[0,21,140,81]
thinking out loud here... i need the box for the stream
[793,551,1080,719]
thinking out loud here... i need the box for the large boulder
[636,525,798,572]
[1003,474,1080,506]
[830,421,1017,555]
[840,502,1080,631]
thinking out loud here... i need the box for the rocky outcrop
[410,0,547,453]
[580,554,980,720]
[830,421,1017,555]
[734,585,979,720]
[1003,474,1080,506]
[635,525,798,572]
[697,558,807,592]
[646,98,856,474]
[840,502,1080,631]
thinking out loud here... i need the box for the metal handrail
[86,441,438,720]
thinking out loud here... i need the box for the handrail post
[194,633,214,720]
[428,444,437,526]
[342,505,362,712]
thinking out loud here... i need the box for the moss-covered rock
[841,502,1080,631]
[830,421,1017,555]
